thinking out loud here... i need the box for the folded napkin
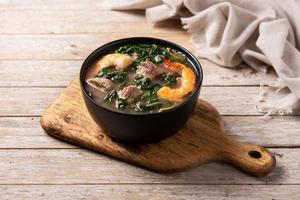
[104,0,300,116]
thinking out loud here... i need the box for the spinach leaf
[142,84,160,98]
[135,84,162,112]
[116,98,128,109]
[104,90,117,102]
[115,44,149,56]
[130,62,139,72]
[134,101,162,112]
[115,44,187,64]
[134,75,152,90]
[151,55,164,64]
[116,44,168,62]
[111,72,126,82]
[167,51,187,64]
[115,44,187,72]
[97,67,127,83]
[160,73,177,87]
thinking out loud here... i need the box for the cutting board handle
[220,138,276,176]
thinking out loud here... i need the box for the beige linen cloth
[104,0,300,116]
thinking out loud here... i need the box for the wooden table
[0,1,299,199]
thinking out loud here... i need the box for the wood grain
[41,79,275,176]
[0,87,63,116]
[0,60,81,87]
[0,0,105,10]
[0,10,183,34]
[1,185,299,200]
[0,117,73,148]
[0,0,298,197]
[2,116,299,148]
[0,148,294,184]
[0,60,277,86]
[0,86,284,116]
[0,34,191,60]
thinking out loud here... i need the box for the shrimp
[157,60,196,102]
[96,53,133,71]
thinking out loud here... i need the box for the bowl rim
[80,37,203,116]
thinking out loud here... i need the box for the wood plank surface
[1,185,299,200]
[1,116,299,148]
[0,86,286,116]
[0,148,296,184]
[0,60,277,86]
[0,0,105,10]
[0,87,63,116]
[0,34,191,60]
[0,10,183,34]
[0,0,298,197]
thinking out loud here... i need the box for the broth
[85,44,197,114]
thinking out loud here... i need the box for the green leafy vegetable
[160,73,177,87]
[134,84,162,112]
[158,105,175,112]
[97,67,127,83]
[115,44,185,71]
[152,55,164,64]
[94,44,188,113]
[104,90,117,102]
[116,98,128,109]
[142,84,160,98]
[169,51,187,64]
[134,101,162,112]
[134,75,152,90]
[115,44,149,57]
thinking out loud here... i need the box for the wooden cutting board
[41,78,276,176]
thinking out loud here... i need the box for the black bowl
[80,37,203,143]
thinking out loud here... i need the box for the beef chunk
[136,61,158,80]
[118,85,143,102]
[86,77,113,93]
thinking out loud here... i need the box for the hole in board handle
[248,151,262,159]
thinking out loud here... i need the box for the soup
[85,44,197,114]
